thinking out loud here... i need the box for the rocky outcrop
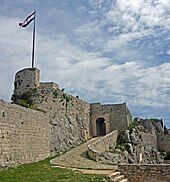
[99,127,163,165]
[13,86,91,155]
[87,130,118,161]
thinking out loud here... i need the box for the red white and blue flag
[19,11,36,28]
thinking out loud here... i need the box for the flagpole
[32,10,36,68]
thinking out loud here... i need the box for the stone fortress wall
[87,130,118,161]
[1,67,169,168]
[14,68,40,96]
[31,86,91,154]
[12,67,92,155]
[0,100,50,167]
[157,134,170,152]
[135,118,170,152]
[40,82,59,90]
[138,132,157,149]
[118,164,170,182]
[90,103,131,136]
[11,67,132,155]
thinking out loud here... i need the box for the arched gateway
[96,117,106,136]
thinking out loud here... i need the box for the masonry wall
[90,103,130,136]
[87,130,118,161]
[139,132,158,148]
[0,100,50,167]
[14,68,40,96]
[40,82,59,90]
[157,134,170,152]
[31,87,91,154]
[118,164,170,182]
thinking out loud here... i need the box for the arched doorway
[96,117,106,136]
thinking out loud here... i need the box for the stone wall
[139,132,157,148]
[87,130,118,161]
[14,68,40,96]
[90,103,131,136]
[31,87,91,154]
[118,164,170,182]
[157,134,170,152]
[40,82,59,90]
[0,100,50,167]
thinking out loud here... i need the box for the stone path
[51,137,117,172]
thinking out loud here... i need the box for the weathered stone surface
[130,129,138,145]
[100,127,164,165]
[90,103,132,135]
[125,143,134,154]
[87,130,118,161]
[0,100,50,167]
[118,164,170,182]
[121,130,131,143]
[30,87,91,154]
[100,152,123,165]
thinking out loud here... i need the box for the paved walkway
[50,137,117,172]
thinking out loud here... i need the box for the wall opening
[96,117,106,136]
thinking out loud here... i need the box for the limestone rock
[121,130,131,143]
[125,143,134,154]
[130,129,138,145]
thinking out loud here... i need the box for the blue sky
[0,0,170,127]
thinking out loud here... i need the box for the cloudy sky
[0,0,170,127]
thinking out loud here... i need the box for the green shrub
[115,143,124,150]
[164,151,170,160]
[128,122,136,129]
[32,88,38,93]
[18,99,35,109]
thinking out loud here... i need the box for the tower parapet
[13,68,40,96]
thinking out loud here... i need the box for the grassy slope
[0,158,105,182]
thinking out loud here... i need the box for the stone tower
[13,68,40,96]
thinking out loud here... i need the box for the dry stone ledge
[118,164,170,182]
[87,130,118,161]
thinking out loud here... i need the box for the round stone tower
[13,68,40,96]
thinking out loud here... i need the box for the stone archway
[96,117,106,136]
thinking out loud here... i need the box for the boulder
[121,130,131,143]
[130,129,138,145]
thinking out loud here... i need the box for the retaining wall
[118,164,170,182]
[0,100,50,167]
[157,134,170,152]
[87,130,118,161]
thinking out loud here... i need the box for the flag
[19,11,36,28]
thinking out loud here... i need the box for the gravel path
[50,137,117,171]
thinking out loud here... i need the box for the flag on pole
[19,10,36,68]
[19,11,36,28]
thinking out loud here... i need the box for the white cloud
[1,15,170,109]
[106,0,170,30]
[86,0,170,50]
[106,29,153,50]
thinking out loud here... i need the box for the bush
[18,99,35,109]
[164,151,170,160]
[128,122,136,129]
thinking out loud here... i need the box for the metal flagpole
[31,10,36,68]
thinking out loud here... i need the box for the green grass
[0,158,105,182]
